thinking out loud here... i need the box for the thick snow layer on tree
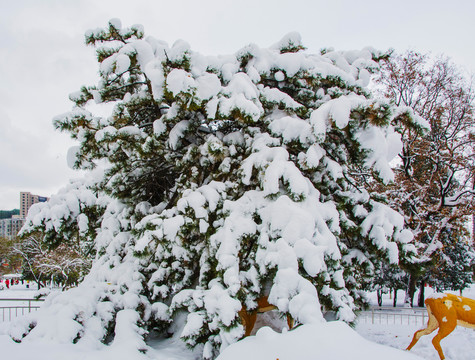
[22,177,99,234]
[13,20,424,360]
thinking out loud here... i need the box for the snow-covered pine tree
[425,221,474,293]
[370,261,408,307]
[14,19,416,359]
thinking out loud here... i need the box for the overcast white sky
[1,0,474,210]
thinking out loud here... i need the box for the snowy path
[356,322,475,360]
[359,284,475,360]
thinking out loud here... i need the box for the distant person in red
[5,279,9,289]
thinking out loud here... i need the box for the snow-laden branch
[443,189,475,206]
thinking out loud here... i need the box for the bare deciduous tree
[376,51,475,305]
[15,234,90,289]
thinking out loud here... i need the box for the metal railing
[0,298,45,322]
[357,306,428,326]
[0,301,434,326]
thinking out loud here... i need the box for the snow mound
[217,322,424,360]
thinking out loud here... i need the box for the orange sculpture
[406,293,475,359]
[238,296,294,337]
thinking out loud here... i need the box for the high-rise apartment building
[20,192,49,218]
[0,216,26,240]
[0,192,49,240]
[0,219,12,239]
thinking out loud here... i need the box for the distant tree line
[0,209,20,219]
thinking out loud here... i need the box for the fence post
[0,298,44,322]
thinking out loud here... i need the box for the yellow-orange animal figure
[238,296,294,337]
[406,293,475,359]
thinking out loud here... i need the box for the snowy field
[0,282,473,360]
[357,284,475,360]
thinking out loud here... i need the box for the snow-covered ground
[0,283,473,360]
[357,284,475,360]
[0,282,42,300]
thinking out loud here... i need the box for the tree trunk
[393,288,398,307]
[417,281,425,307]
[404,274,418,307]
[377,289,383,307]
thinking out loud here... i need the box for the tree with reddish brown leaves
[376,51,475,306]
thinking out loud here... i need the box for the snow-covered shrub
[13,19,417,359]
